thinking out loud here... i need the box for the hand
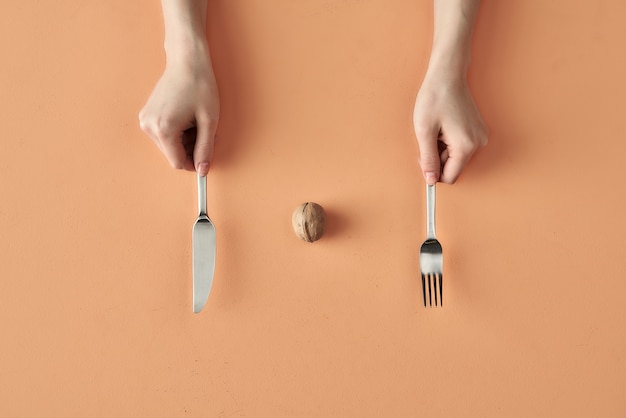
[413,72,488,185]
[139,49,219,176]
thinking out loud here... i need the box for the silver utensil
[192,174,216,313]
[420,184,443,307]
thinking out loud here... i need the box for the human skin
[413,0,488,184]
[139,0,216,177]
[139,1,487,183]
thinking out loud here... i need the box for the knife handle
[198,174,207,216]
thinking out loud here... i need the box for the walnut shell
[292,202,326,242]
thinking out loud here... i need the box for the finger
[415,125,441,185]
[140,109,194,171]
[439,149,474,184]
[157,126,194,171]
[162,137,195,171]
[193,114,217,176]
[440,147,449,167]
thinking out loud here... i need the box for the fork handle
[198,174,207,216]
[426,184,436,239]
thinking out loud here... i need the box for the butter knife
[192,174,216,313]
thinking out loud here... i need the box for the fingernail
[197,162,209,176]
[425,172,437,184]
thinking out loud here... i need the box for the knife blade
[192,174,216,313]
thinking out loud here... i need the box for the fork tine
[439,274,443,307]
[421,274,427,307]
[428,274,433,306]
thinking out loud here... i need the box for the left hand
[413,72,488,184]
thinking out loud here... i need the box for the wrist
[161,0,209,62]
[164,34,210,68]
[422,64,467,90]
[426,42,471,81]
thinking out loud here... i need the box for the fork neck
[426,184,436,239]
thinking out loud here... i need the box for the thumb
[416,126,441,185]
[193,115,217,177]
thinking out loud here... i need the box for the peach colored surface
[1,0,626,416]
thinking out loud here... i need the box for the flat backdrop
[1,0,625,416]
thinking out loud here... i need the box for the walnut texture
[292,202,326,242]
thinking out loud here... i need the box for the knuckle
[155,119,171,136]
[420,153,439,164]
[479,129,489,147]
[138,113,152,134]
[197,112,220,129]
[452,142,472,157]
[457,135,480,155]
[195,141,213,153]
[419,154,440,169]
[169,158,185,170]
[154,118,176,141]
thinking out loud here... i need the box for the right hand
[413,71,488,185]
[139,48,219,176]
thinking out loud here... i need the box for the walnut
[292,202,326,242]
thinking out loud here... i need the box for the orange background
[1,0,626,416]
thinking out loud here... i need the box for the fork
[420,184,443,307]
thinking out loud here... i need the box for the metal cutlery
[192,174,216,313]
[420,184,443,307]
